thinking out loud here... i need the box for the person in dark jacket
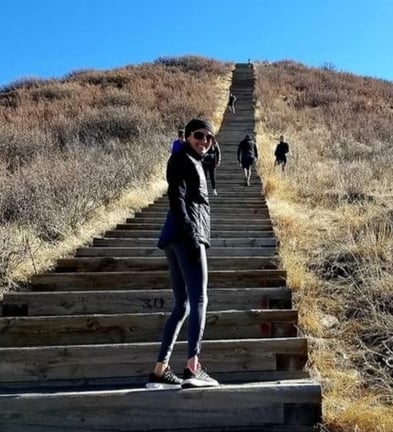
[274,135,289,171]
[146,118,219,390]
[202,137,221,195]
[237,134,258,186]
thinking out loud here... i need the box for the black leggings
[203,164,216,189]
[157,243,208,363]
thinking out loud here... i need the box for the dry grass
[0,56,232,296]
[255,60,393,431]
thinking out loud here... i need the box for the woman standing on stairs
[146,119,219,390]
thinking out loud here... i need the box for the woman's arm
[167,155,199,249]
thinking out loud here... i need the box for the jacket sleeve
[216,142,222,165]
[166,155,199,249]
[254,143,258,160]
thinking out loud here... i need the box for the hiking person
[146,118,219,390]
[237,134,258,186]
[228,93,237,114]
[274,135,289,171]
[171,129,185,154]
[202,137,221,196]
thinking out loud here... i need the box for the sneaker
[181,367,219,389]
[145,367,182,390]
[213,189,218,196]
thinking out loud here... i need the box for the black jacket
[237,137,258,164]
[275,142,289,158]
[158,143,210,252]
[202,142,221,167]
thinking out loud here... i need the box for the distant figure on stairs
[228,93,237,114]
[238,134,258,186]
[171,129,185,154]
[202,137,221,196]
[248,58,252,67]
[146,118,220,390]
[274,135,289,172]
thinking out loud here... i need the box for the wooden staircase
[0,64,322,432]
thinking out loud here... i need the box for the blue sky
[1,0,393,86]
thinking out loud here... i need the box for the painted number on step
[141,298,165,309]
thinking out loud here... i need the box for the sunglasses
[192,131,214,142]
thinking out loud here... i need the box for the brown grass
[255,60,393,431]
[0,56,232,294]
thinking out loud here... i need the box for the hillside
[0,57,392,431]
[0,56,232,291]
[255,61,393,431]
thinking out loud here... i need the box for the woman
[146,119,219,390]
[202,137,221,195]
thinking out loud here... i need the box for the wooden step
[0,380,322,431]
[137,210,272,219]
[31,269,287,290]
[92,237,277,248]
[157,192,264,199]
[105,230,276,239]
[0,309,298,346]
[153,201,268,208]
[130,214,271,226]
[205,186,263,192]
[0,338,307,388]
[75,246,277,258]
[2,287,292,316]
[154,197,266,203]
[55,256,279,272]
[116,222,273,231]
[127,216,272,224]
[151,206,270,214]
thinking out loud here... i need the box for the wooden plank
[55,256,279,272]
[126,216,273,224]
[131,215,272,223]
[31,269,287,290]
[152,202,269,209]
[154,196,267,202]
[0,381,322,432]
[115,222,273,230]
[75,246,277,258]
[139,205,270,213]
[0,309,298,346]
[139,210,271,219]
[93,237,277,248]
[0,338,307,384]
[156,191,265,198]
[104,229,276,239]
[2,287,292,315]
[205,186,264,193]
[0,371,310,393]
[156,193,265,201]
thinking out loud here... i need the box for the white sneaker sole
[181,378,219,388]
[145,383,181,390]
